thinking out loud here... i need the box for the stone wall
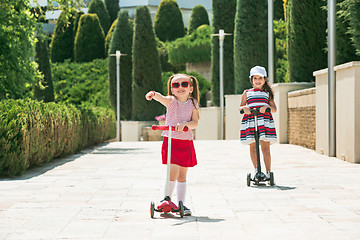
[287,88,316,150]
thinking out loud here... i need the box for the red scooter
[150,125,189,218]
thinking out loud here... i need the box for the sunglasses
[171,81,190,89]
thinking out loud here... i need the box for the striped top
[161,97,199,140]
[240,88,277,144]
[246,88,270,108]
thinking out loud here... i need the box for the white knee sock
[165,181,176,198]
[176,181,187,205]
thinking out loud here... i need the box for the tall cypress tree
[132,6,163,121]
[188,5,210,34]
[88,0,111,35]
[287,0,327,82]
[74,14,105,62]
[234,0,267,94]
[34,37,54,102]
[105,0,120,23]
[50,10,76,63]
[211,0,236,105]
[108,11,133,120]
[154,0,185,42]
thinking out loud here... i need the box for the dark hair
[250,76,274,101]
[167,73,200,106]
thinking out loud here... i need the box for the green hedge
[0,98,116,177]
[167,25,212,65]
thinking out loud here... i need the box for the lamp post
[328,0,336,157]
[109,50,127,142]
[268,0,274,84]
[212,29,232,140]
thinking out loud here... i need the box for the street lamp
[212,29,232,140]
[109,50,127,142]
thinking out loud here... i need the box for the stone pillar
[272,83,315,144]
[225,94,242,140]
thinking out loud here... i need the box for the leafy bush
[188,5,210,34]
[132,6,163,121]
[274,19,289,82]
[52,59,111,109]
[167,25,212,65]
[0,98,115,176]
[74,14,105,62]
[154,0,185,42]
[0,0,39,100]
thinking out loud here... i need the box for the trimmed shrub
[212,0,236,105]
[74,14,105,62]
[108,11,133,120]
[132,6,163,121]
[34,37,54,102]
[274,0,285,20]
[234,0,268,93]
[287,0,327,82]
[105,0,120,23]
[0,99,116,176]
[88,0,111,35]
[73,11,84,40]
[52,59,111,109]
[188,5,210,34]
[105,19,117,55]
[157,39,184,72]
[50,10,76,63]
[167,25,211,65]
[154,0,185,42]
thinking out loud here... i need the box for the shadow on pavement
[249,184,296,190]
[0,143,144,181]
[157,213,225,225]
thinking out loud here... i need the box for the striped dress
[240,88,277,144]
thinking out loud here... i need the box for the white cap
[249,66,267,78]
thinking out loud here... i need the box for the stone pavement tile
[56,219,110,239]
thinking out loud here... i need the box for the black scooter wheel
[150,201,155,218]
[178,201,184,218]
[247,173,251,186]
[269,172,275,186]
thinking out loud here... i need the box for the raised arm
[145,91,172,107]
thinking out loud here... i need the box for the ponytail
[262,78,274,101]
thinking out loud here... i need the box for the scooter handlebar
[152,125,189,132]
[240,107,271,115]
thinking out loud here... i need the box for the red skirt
[161,137,197,167]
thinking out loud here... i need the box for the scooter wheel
[247,173,251,186]
[178,201,184,218]
[150,201,155,218]
[269,172,275,186]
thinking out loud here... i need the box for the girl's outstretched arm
[238,90,251,114]
[145,91,171,107]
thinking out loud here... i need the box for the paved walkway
[1,140,360,240]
